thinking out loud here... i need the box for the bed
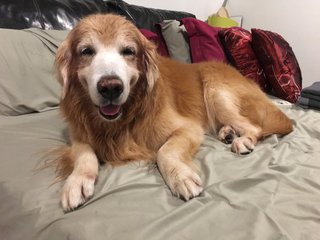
[1,98,320,239]
[1,1,320,240]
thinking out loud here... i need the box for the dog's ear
[140,36,159,92]
[55,38,72,99]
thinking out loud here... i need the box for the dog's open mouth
[99,104,122,120]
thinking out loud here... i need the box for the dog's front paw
[165,164,203,201]
[61,173,96,212]
[231,136,255,155]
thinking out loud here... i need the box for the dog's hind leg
[202,64,293,155]
[204,89,263,155]
[224,104,293,154]
[218,121,262,155]
[228,122,262,155]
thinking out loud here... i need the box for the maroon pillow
[181,18,227,63]
[219,27,270,92]
[251,28,302,103]
[139,28,169,57]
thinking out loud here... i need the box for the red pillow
[219,27,270,92]
[181,18,227,63]
[139,28,169,57]
[251,28,302,103]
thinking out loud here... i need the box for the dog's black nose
[97,76,124,101]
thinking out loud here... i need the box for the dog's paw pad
[231,137,255,155]
[224,133,235,144]
[61,173,96,212]
[218,126,237,144]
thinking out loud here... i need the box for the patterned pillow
[219,27,270,92]
[181,18,227,63]
[251,28,302,103]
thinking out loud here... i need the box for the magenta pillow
[139,28,169,57]
[219,27,270,92]
[181,18,227,63]
[251,28,302,103]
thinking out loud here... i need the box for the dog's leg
[228,103,292,154]
[205,89,263,155]
[157,124,204,200]
[229,121,262,155]
[218,123,261,154]
[61,142,99,212]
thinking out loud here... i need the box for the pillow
[181,18,227,63]
[251,28,302,103]
[208,15,238,28]
[139,29,169,57]
[219,27,270,92]
[0,28,68,115]
[157,20,191,63]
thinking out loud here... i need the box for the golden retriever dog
[54,14,293,211]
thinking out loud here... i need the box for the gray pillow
[0,28,69,116]
[160,20,191,63]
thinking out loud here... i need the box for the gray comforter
[1,104,320,240]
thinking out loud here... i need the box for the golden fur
[54,14,293,211]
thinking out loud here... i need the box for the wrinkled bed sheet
[0,105,320,240]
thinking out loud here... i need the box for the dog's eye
[121,47,136,56]
[80,47,95,56]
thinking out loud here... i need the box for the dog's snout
[97,76,124,101]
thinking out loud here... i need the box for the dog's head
[55,14,158,121]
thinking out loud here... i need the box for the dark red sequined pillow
[219,27,270,92]
[181,18,227,63]
[251,28,302,103]
[139,29,169,57]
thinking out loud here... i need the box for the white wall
[126,0,223,20]
[127,0,319,88]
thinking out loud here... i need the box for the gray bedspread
[1,104,320,240]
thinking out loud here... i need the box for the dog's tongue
[100,104,121,116]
